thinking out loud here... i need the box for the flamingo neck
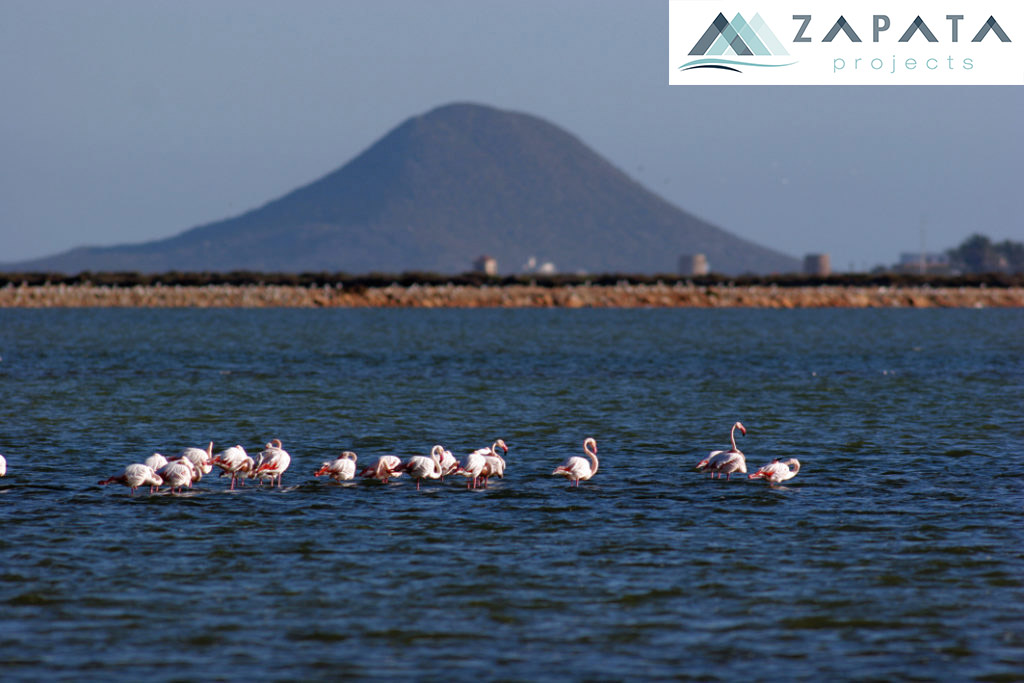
[584,440,598,475]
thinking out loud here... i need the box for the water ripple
[0,308,1022,680]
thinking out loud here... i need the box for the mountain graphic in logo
[681,12,797,73]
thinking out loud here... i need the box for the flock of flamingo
[696,421,801,483]
[0,422,801,495]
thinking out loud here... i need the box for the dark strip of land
[1,274,1022,308]
[2,271,1022,289]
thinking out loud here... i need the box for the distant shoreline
[2,283,1022,308]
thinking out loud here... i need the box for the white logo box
[669,0,1024,85]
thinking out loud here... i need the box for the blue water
[0,308,1022,680]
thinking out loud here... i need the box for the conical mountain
[5,103,798,275]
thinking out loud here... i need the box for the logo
[681,12,797,72]
[668,1,1024,85]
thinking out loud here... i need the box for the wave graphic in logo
[681,13,797,73]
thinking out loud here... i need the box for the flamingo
[173,442,214,482]
[142,456,169,492]
[252,439,291,488]
[212,445,253,490]
[480,447,507,488]
[435,445,458,481]
[551,437,599,487]
[359,455,403,484]
[481,453,505,485]
[400,449,443,490]
[144,453,168,472]
[457,440,507,489]
[158,459,195,493]
[749,458,800,483]
[315,451,358,482]
[98,464,163,496]
[456,451,486,489]
[696,421,747,479]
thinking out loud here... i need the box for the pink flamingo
[212,445,253,490]
[172,442,214,482]
[552,437,599,487]
[98,464,163,496]
[359,455,403,484]
[457,440,507,489]
[749,458,800,483]
[252,439,291,488]
[399,449,443,490]
[315,451,358,482]
[157,459,195,493]
[480,449,506,487]
[696,421,747,479]
[144,453,168,472]
[435,445,458,481]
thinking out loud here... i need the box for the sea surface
[0,308,1022,681]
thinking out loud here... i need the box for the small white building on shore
[474,255,498,276]
[803,253,831,276]
[678,253,709,276]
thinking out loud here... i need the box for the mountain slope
[5,103,799,275]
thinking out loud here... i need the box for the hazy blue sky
[2,0,1021,270]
